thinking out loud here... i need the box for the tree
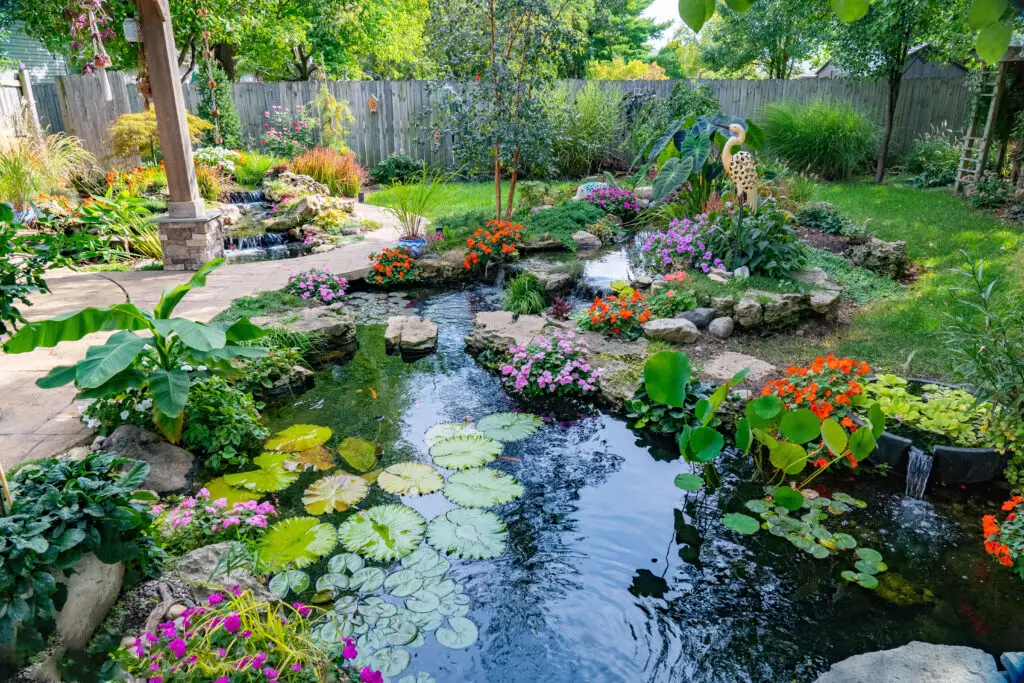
[562,0,670,77]
[654,40,705,79]
[698,0,830,79]
[586,57,667,80]
[826,0,969,183]
[196,63,243,148]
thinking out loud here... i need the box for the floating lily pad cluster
[723,488,886,589]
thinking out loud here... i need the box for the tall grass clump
[503,272,546,315]
[0,132,94,209]
[291,147,363,197]
[234,151,282,188]
[546,81,623,177]
[760,100,877,180]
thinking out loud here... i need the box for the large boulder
[464,311,546,354]
[733,298,763,328]
[385,316,438,355]
[760,292,806,326]
[263,172,329,201]
[571,230,602,251]
[56,553,124,651]
[512,260,580,295]
[814,641,1003,683]
[258,365,315,399]
[701,351,776,384]
[103,426,194,495]
[676,307,717,330]
[170,542,274,604]
[707,316,734,340]
[418,250,471,284]
[289,194,355,223]
[253,306,357,366]
[209,201,241,226]
[849,237,909,278]
[642,318,699,344]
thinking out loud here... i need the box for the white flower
[197,365,208,372]
[120,410,129,420]
[181,364,194,372]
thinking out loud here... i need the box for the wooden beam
[17,67,42,141]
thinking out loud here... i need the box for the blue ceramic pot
[398,237,428,258]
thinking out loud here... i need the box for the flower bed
[368,247,422,286]
[636,215,725,274]
[578,290,651,340]
[583,187,643,221]
[286,267,348,305]
[463,220,526,270]
[152,488,277,556]
[499,331,601,399]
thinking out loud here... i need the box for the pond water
[263,286,1024,683]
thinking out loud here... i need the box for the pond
[262,285,1024,683]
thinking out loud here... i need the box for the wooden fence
[28,73,970,170]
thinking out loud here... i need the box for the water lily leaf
[316,573,350,593]
[643,351,691,408]
[426,508,507,560]
[809,544,830,559]
[430,435,502,470]
[384,569,425,597]
[435,616,478,649]
[223,453,301,492]
[746,395,784,428]
[399,674,436,683]
[405,589,441,614]
[687,426,724,462]
[855,573,879,589]
[855,559,885,575]
[425,422,480,447]
[780,409,821,444]
[437,593,472,618]
[267,424,332,452]
[443,468,524,507]
[475,412,542,442]
[338,437,380,472]
[722,513,760,535]
[379,463,445,497]
[328,552,364,574]
[832,533,857,550]
[855,547,883,563]
[769,442,808,475]
[338,504,426,562]
[771,486,804,512]
[269,569,309,598]
[744,498,771,514]
[204,476,261,505]
[302,473,370,514]
[284,446,336,471]
[259,517,338,571]
[369,646,411,677]
[349,566,387,592]
[673,473,704,492]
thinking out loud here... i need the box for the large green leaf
[475,412,542,442]
[830,0,869,22]
[723,0,752,10]
[338,437,379,472]
[148,368,190,418]
[722,512,760,535]
[3,303,150,354]
[152,318,226,352]
[678,0,716,32]
[204,476,262,505]
[153,258,223,319]
[779,409,821,445]
[378,463,444,497]
[223,453,301,492]
[771,486,804,512]
[223,317,268,343]
[36,364,78,389]
[967,0,1007,30]
[426,508,507,560]
[267,425,333,453]
[430,435,502,470]
[76,368,146,399]
[678,134,712,171]
[647,118,683,162]
[424,423,481,448]
[75,331,147,389]
[686,426,724,462]
[442,468,524,508]
[745,395,784,428]
[338,504,426,562]
[769,442,808,475]
[849,427,876,460]
[303,473,370,514]
[820,418,848,456]
[673,473,704,491]
[643,351,691,408]
[435,616,478,649]
[868,403,885,439]
[976,22,1012,63]
[269,569,310,598]
[259,516,337,571]
[652,156,695,202]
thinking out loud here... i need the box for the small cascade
[223,190,266,204]
[905,446,934,499]
[224,231,288,251]
[493,265,506,290]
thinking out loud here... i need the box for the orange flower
[812,458,828,469]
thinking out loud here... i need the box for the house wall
[0,21,70,84]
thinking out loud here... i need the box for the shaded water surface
[265,287,1024,683]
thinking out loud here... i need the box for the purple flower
[223,613,241,634]
[361,669,384,683]
[208,593,225,606]
[167,638,187,658]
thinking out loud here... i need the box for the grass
[213,290,307,323]
[367,180,576,221]
[804,247,900,305]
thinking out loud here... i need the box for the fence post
[17,67,42,142]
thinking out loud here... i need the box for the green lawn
[739,181,1023,378]
[366,181,575,221]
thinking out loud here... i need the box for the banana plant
[2,259,267,441]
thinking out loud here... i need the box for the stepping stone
[701,351,775,384]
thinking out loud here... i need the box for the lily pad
[443,468,524,508]
[430,435,502,470]
[269,569,309,598]
[435,616,478,649]
[328,552,365,574]
[424,422,480,447]
[349,566,388,592]
[266,424,332,453]
[338,505,426,562]
[338,437,380,472]
[368,646,411,677]
[673,473,704,492]
[223,453,300,492]
[384,569,425,598]
[378,463,445,497]
[722,513,761,535]
[475,412,542,442]
[259,517,338,571]
[284,446,336,471]
[203,476,261,505]
[426,508,507,560]
[302,473,370,514]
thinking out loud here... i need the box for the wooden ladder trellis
[955,61,1008,192]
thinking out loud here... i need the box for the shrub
[110,110,213,164]
[106,165,167,199]
[760,100,876,180]
[524,201,606,249]
[963,171,1013,208]
[194,146,242,173]
[796,202,852,235]
[181,377,269,471]
[983,502,1024,576]
[194,164,222,201]
[286,267,348,304]
[647,287,697,318]
[546,81,623,177]
[369,152,421,185]
[195,62,242,148]
[503,272,545,315]
[152,488,277,557]
[706,199,806,278]
[579,290,651,339]
[636,214,725,274]
[1,208,50,335]
[500,330,601,398]
[368,247,422,286]
[290,147,362,197]
[904,126,960,188]
[585,216,617,244]
[309,83,354,153]
[622,81,719,161]
[584,186,643,221]
[463,220,526,270]
[259,105,318,156]
[234,151,282,188]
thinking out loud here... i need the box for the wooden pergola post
[136,0,223,270]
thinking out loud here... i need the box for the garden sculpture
[721,123,758,211]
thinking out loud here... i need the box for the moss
[598,339,672,391]
[875,572,937,607]
[213,290,308,322]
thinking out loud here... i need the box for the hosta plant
[4,259,268,442]
[499,331,601,399]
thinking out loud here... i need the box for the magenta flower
[361,668,384,683]
[167,637,187,658]
[208,593,225,605]
[223,613,241,634]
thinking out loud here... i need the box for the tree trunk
[504,149,521,220]
[995,137,1009,175]
[214,44,236,81]
[493,144,502,221]
[875,71,902,184]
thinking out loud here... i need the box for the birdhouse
[368,95,379,113]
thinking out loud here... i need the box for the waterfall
[223,190,266,204]
[224,232,288,251]
[493,265,506,290]
[905,446,933,499]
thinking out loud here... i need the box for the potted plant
[382,165,452,258]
